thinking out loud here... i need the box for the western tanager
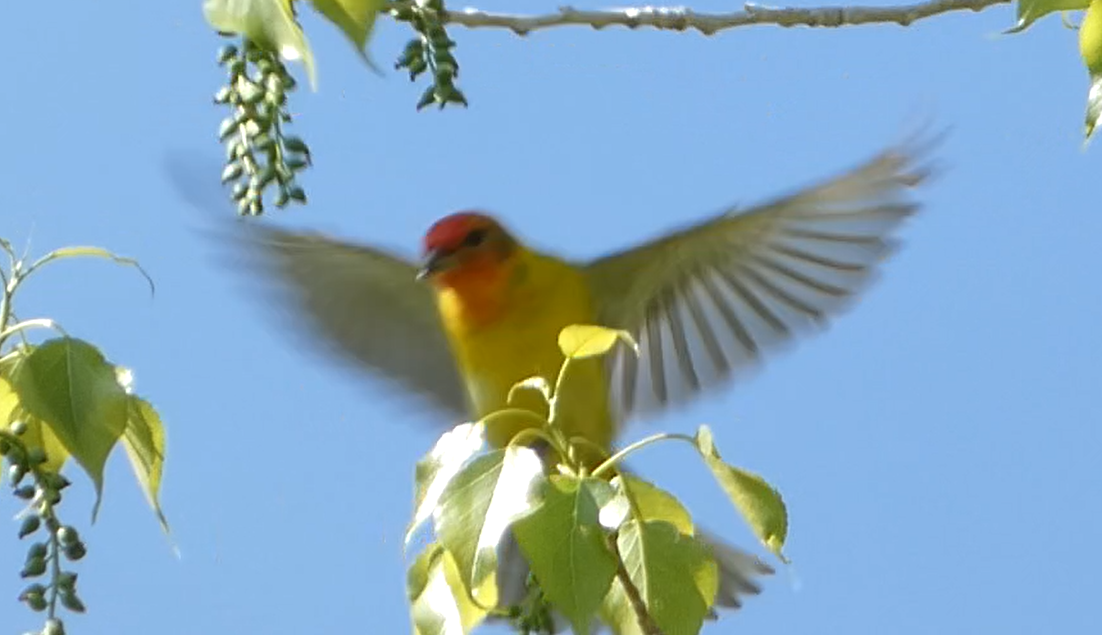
[226,134,934,620]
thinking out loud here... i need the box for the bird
[208,132,936,625]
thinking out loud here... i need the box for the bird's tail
[494,526,775,630]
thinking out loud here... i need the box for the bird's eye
[463,228,488,247]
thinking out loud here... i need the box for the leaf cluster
[404,325,789,635]
[0,238,171,633]
[202,0,471,214]
[392,0,469,110]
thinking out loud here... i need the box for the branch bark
[390,0,1012,36]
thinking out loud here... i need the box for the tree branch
[389,0,1012,36]
[607,531,663,635]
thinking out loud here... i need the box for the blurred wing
[228,224,470,421]
[586,134,937,422]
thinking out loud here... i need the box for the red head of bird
[417,211,519,294]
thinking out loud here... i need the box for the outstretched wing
[227,224,471,422]
[586,134,938,422]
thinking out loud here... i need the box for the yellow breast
[435,252,616,453]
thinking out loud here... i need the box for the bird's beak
[416,249,449,281]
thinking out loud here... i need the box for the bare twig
[389,0,1011,36]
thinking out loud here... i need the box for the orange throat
[432,261,514,330]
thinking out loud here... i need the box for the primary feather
[586,136,934,421]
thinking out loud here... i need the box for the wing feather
[681,275,731,377]
[224,224,470,421]
[588,134,937,422]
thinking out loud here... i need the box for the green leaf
[612,474,694,535]
[435,446,545,607]
[10,338,128,520]
[1004,0,1089,33]
[1082,1,1102,74]
[695,425,788,563]
[0,374,17,424]
[0,353,12,451]
[0,375,18,483]
[558,325,638,360]
[1086,76,1102,142]
[203,0,317,90]
[408,545,488,635]
[15,418,70,475]
[512,475,618,635]
[3,353,75,476]
[407,422,486,547]
[602,520,718,635]
[5,358,70,476]
[123,396,171,535]
[309,0,386,71]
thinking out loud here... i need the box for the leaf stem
[0,318,67,347]
[0,261,18,350]
[590,433,696,480]
[23,248,155,297]
[547,356,572,427]
[46,516,62,619]
[0,284,11,349]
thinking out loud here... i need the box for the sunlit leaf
[0,375,15,423]
[123,396,171,534]
[434,446,545,607]
[0,352,18,377]
[3,353,72,476]
[5,352,73,477]
[0,376,19,482]
[203,0,317,90]
[1086,77,1102,141]
[15,418,70,475]
[512,475,618,635]
[612,474,694,535]
[1004,0,1089,33]
[602,520,718,635]
[10,338,128,520]
[558,325,638,360]
[407,422,486,547]
[695,425,788,563]
[1082,0,1102,73]
[309,0,385,71]
[408,544,440,605]
[0,375,68,479]
[408,544,488,635]
[4,354,72,474]
[597,486,631,531]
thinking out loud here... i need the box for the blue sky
[3,1,1100,634]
